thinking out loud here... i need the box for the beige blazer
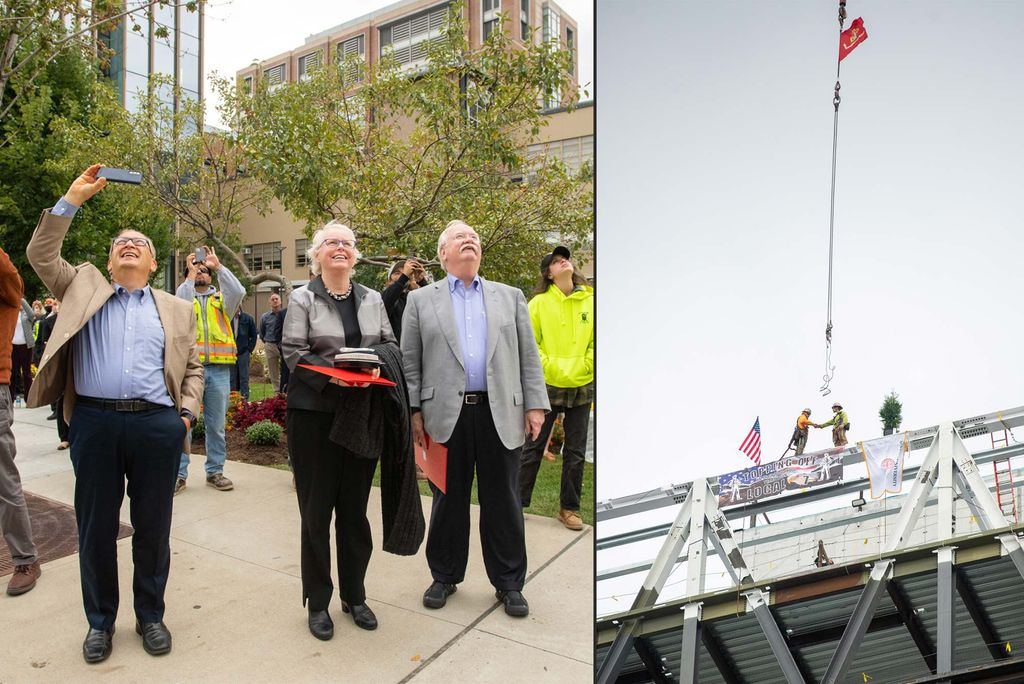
[25,210,203,423]
[401,276,549,450]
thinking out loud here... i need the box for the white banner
[860,433,907,498]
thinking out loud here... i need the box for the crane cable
[820,0,847,397]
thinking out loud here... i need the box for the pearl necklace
[325,283,353,300]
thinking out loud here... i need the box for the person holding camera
[27,164,203,662]
[175,245,244,495]
[381,258,428,342]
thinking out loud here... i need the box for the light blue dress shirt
[447,273,487,392]
[73,283,173,406]
[51,196,80,218]
[52,196,172,405]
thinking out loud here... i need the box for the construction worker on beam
[818,402,850,447]
[792,408,819,455]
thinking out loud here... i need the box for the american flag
[738,417,762,465]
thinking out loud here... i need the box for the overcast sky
[202,0,593,129]
[597,0,1024,613]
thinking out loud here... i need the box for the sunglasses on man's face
[197,268,210,275]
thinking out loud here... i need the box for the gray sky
[203,0,593,129]
[597,0,1024,611]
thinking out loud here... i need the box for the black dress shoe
[342,601,378,631]
[83,626,114,664]
[422,581,457,609]
[308,609,334,641]
[136,620,172,656]
[496,590,530,617]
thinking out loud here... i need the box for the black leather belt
[463,392,488,405]
[77,396,170,412]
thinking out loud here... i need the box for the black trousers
[519,402,590,511]
[427,402,526,591]
[10,344,32,397]
[69,403,184,630]
[287,409,377,609]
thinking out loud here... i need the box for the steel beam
[887,579,937,673]
[745,589,806,684]
[821,559,895,684]
[597,485,696,684]
[884,440,940,553]
[938,426,957,540]
[955,567,1007,662]
[635,637,674,684]
[679,602,701,684]
[686,483,709,598]
[700,623,742,684]
[936,547,957,674]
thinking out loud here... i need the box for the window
[483,0,499,41]
[527,134,593,176]
[125,70,149,114]
[379,3,449,70]
[295,238,309,267]
[336,35,365,83]
[566,27,574,73]
[153,39,175,78]
[542,4,559,43]
[243,76,253,94]
[180,32,200,93]
[245,242,282,272]
[520,0,529,40]
[263,64,286,88]
[180,3,200,38]
[298,51,322,81]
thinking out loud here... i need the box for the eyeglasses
[197,268,211,275]
[112,237,151,248]
[320,238,356,249]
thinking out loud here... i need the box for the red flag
[839,17,868,61]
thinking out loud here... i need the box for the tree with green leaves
[224,4,592,292]
[879,390,903,434]
[52,74,277,292]
[0,44,173,298]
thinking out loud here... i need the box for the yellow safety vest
[193,292,237,365]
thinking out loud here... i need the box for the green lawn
[371,453,594,526]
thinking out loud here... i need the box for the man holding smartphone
[175,245,244,494]
[27,164,203,662]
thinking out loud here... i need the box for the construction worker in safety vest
[791,408,819,455]
[818,402,851,447]
[175,246,244,495]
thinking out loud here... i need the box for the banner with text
[717,451,844,507]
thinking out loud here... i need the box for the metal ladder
[992,430,1017,522]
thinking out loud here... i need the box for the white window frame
[298,50,323,82]
[263,63,287,90]
[380,3,450,73]
[482,0,500,42]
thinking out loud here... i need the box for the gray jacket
[17,299,33,344]
[282,278,395,412]
[401,275,549,450]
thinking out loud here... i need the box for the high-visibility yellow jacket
[528,283,594,388]
[193,292,237,365]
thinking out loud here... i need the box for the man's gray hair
[307,220,361,276]
[437,219,472,267]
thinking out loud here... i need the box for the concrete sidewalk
[1,406,593,682]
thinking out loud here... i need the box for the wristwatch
[180,408,197,424]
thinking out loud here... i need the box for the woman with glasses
[281,221,396,640]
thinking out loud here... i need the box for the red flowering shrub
[231,395,288,431]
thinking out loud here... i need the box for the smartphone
[96,167,143,184]
[194,247,207,264]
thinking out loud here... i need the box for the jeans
[179,364,230,478]
[230,351,251,400]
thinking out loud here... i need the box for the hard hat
[832,403,842,409]
[802,408,812,414]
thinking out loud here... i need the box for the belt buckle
[464,394,479,405]
[115,400,132,412]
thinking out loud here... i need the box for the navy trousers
[69,403,184,630]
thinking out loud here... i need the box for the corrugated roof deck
[599,550,1024,683]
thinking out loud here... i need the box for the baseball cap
[540,245,571,272]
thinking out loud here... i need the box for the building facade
[230,0,589,318]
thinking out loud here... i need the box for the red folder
[416,434,448,494]
[298,364,397,387]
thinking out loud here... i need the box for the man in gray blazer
[402,220,549,617]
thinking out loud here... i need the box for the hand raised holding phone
[65,164,109,206]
